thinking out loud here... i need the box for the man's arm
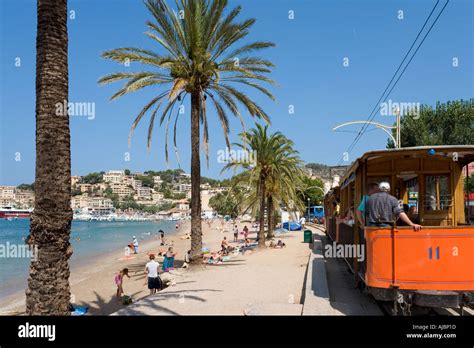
[398,212,422,231]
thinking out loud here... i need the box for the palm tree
[99,0,275,262]
[26,0,72,315]
[265,156,303,239]
[223,124,302,247]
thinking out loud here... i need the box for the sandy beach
[0,220,310,315]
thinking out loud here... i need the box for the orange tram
[323,146,474,314]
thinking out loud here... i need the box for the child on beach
[243,225,249,239]
[182,250,191,268]
[114,268,130,299]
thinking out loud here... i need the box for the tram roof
[342,145,474,181]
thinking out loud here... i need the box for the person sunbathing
[275,240,286,248]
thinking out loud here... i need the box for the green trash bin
[303,229,312,243]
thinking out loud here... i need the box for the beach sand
[0,220,310,315]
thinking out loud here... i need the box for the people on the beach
[181,233,191,240]
[243,225,249,239]
[162,247,177,272]
[182,250,191,268]
[221,237,228,253]
[145,254,161,295]
[114,268,130,299]
[132,236,139,254]
[299,216,306,227]
[275,240,286,248]
[233,225,239,242]
[158,229,165,245]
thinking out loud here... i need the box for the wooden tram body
[323,146,474,310]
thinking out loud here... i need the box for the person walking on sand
[132,236,139,254]
[114,268,130,299]
[233,224,239,242]
[145,254,161,295]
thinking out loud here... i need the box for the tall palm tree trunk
[257,176,266,247]
[26,0,72,315]
[266,195,274,239]
[189,91,202,263]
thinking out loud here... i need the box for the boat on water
[0,206,33,219]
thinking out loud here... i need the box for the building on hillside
[152,192,164,203]
[178,183,192,193]
[153,176,163,186]
[103,170,125,184]
[72,195,113,214]
[71,176,82,186]
[200,183,211,190]
[15,190,35,208]
[167,207,190,219]
[132,179,142,190]
[110,183,134,198]
[176,199,190,211]
[77,183,92,193]
[0,186,16,200]
[136,186,153,200]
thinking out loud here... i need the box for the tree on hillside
[387,99,474,148]
[82,172,104,184]
[135,175,154,188]
[99,0,276,262]
[17,183,35,191]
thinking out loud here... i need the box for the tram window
[424,175,451,211]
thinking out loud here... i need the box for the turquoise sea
[0,219,176,298]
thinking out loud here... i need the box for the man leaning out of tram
[366,182,422,231]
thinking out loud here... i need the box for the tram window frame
[423,174,451,212]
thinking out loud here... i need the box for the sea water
[0,219,176,299]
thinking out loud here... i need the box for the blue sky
[0,0,472,185]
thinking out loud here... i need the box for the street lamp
[307,197,311,222]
